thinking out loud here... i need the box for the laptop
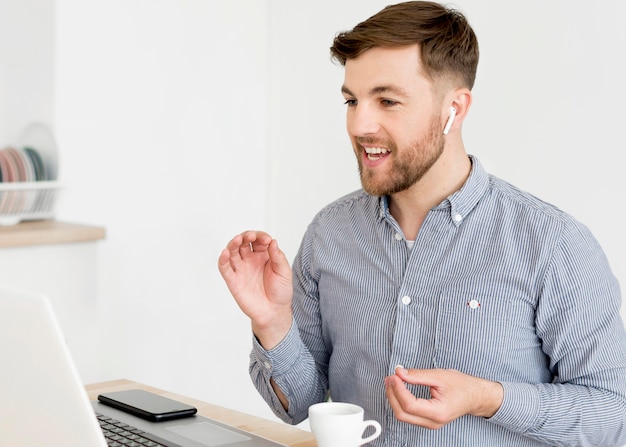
[0,286,286,447]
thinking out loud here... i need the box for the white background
[1,0,625,432]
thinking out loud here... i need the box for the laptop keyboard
[96,412,182,447]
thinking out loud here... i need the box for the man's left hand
[384,367,504,429]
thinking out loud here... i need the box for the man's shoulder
[314,189,377,220]
[487,174,570,222]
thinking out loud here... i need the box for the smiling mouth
[364,147,390,161]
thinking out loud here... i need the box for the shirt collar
[443,155,489,226]
[377,155,489,227]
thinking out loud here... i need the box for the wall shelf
[0,220,105,248]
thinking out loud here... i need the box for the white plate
[16,122,58,181]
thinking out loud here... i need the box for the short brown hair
[330,1,479,89]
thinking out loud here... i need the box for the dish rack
[0,122,61,226]
[0,181,61,226]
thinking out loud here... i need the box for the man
[218,2,626,445]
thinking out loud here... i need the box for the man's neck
[389,152,471,241]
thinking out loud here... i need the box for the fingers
[242,230,273,251]
[267,239,291,279]
[385,374,442,429]
[384,374,408,408]
[386,367,502,428]
[385,369,427,414]
[217,233,243,280]
[217,231,280,278]
[394,367,442,388]
[220,231,268,260]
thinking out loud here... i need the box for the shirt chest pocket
[433,290,513,378]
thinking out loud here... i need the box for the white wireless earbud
[443,107,457,135]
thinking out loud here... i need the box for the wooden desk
[86,379,316,447]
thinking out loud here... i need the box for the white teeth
[364,147,389,155]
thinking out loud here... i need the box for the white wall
[0,0,54,143]
[54,0,274,421]
[4,0,623,428]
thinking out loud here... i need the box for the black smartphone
[98,389,197,422]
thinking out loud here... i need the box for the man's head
[330,1,479,92]
[332,2,479,197]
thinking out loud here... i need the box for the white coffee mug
[308,402,382,447]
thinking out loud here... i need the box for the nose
[347,104,380,137]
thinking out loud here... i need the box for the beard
[356,114,445,196]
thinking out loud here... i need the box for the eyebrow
[341,84,411,98]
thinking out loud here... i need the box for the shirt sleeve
[248,223,328,425]
[248,321,321,424]
[489,219,626,446]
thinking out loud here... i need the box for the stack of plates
[0,147,48,182]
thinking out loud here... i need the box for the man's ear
[443,89,472,134]
[443,106,457,135]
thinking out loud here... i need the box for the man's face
[342,45,445,196]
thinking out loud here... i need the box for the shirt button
[401,295,412,305]
[453,213,463,223]
[263,361,272,370]
[395,233,403,241]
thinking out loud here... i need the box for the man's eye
[344,99,357,106]
[381,99,399,107]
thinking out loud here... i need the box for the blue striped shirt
[250,156,626,446]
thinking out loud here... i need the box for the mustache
[355,136,392,148]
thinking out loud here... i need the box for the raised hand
[218,230,293,349]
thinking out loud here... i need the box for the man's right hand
[218,230,293,349]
